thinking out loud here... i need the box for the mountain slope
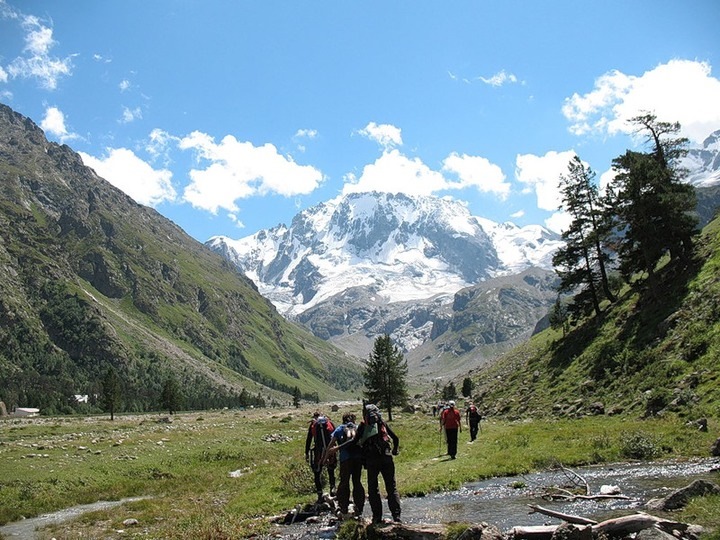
[0,103,362,414]
[462,215,720,420]
[208,192,563,373]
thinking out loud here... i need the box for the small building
[13,407,40,417]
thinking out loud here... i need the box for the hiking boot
[392,515,402,523]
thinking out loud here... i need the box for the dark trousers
[445,428,458,457]
[366,456,401,522]
[469,421,480,441]
[311,449,336,499]
[337,458,364,514]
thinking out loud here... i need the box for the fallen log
[510,525,558,540]
[527,504,597,525]
[593,512,688,537]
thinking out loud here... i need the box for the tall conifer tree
[364,334,408,421]
[553,156,615,319]
[608,114,697,285]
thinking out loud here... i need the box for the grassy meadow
[1,406,719,539]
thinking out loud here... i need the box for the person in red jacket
[440,400,462,459]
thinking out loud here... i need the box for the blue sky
[1,1,719,242]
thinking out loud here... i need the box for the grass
[1,406,719,539]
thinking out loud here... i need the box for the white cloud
[563,59,720,143]
[343,148,509,200]
[119,79,131,92]
[0,65,7,83]
[358,122,403,150]
[120,106,142,124]
[79,148,176,207]
[178,131,324,214]
[479,70,518,87]
[515,150,577,211]
[40,106,77,142]
[294,128,317,139]
[146,128,179,165]
[6,12,72,90]
[510,210,525,219]
[442,153,510,199]
[342,149,446,196]
[598,167,617,196]
[545,211,572,234]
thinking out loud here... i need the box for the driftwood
[527,504,597,525]
[512,511,691,540]
[542,464,631,501]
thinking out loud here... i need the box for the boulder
[646,479,720,511]
[711,437,720,457]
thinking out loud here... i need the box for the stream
[1,459,718,539]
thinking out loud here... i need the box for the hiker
[356,403,401,524]
[322,413,365,519]
[440,400,461,459]
[305,411,337,502]
[466,401,481,442]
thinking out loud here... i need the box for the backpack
[468,405,480,420]
[311,415,334,451]
[359,412,391,458]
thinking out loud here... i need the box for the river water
[2,459,718,539]
[399,457,720,529]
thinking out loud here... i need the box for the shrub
[619,431,662,460]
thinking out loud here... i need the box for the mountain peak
[208,191,562,316]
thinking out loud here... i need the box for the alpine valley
[207,130,720,381]
[2,100,720,413]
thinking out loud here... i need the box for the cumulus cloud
[5,11,73,90]
[545,211,572,235]
[40,106,77,142]
[358,122,403,150]
[342,149,446,196]
[442,153,510,199]
[178,131,324,214]
[0,65,7,83]
[515,150,577,211]
[563,59,720,143]
[79,148,176,207]
[342,148,510,201]
[119,79,131,91]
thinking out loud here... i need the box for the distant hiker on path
[322,412,365,519]
[305,411,337,502]
[356,403,401,524]
[466,402,481,442]
[440,400,461,459]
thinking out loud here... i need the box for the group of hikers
[303,400,482,524]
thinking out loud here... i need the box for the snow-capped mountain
[682,129,720,187]
[207,192,563,318]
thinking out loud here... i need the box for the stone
[711,437,720,457]
[646,479,720,511]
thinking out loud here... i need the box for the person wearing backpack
[356,403,401,524]
[465,402,482,442]
[440,400,461,459]
[321,413,365,519]
[305,411,337,502]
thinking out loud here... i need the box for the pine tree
[608,114,697,286]
[363,334,408,421]
[101,366,122,421]
[553,156,615,319]
[160,375,182,415]
[461,377,473,398]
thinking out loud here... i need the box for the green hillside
[465,215,720,420]
[0,103,363,415]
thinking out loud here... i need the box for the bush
[619,431,663,460]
